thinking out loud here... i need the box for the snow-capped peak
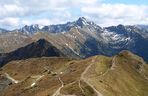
[76,17,90,27]
[14,17,101,34]
[77,17,87,22]
[18,24,40,35]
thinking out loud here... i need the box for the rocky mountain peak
[76,17,90,27]
[19,24,40,35]
[77,17,87,22]
[117,24,125,28]
[7,17,101,34]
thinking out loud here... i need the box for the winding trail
[78,80,85,94]
[52,77,64,96]
[52,76,76,96]
[99,56,117,77]
[80,56,103,96]
[110,56,117,70]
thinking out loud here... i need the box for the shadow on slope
[0,39,65,67]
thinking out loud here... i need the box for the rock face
[0,51,148,96]
[18,24,40,35]
[104,25,148,62]
[0,17,148,62]
[0,39,65,67]
[32,24,148,62]
[17,17,101,34]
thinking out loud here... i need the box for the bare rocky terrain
[0,17,148,62]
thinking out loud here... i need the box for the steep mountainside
[32,24,148,62]
[0,17,148,62]
[0,51,148,96]
[104,24,148,61]
[0,32,33,53]
[0,39,65,67]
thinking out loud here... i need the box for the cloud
[0,17,20,29]
[68,0,99,7]
[0,0,101,18]
[81,3,148,26]
[22,19,53,26]
[0,0,148,29]
[0,17,20,26]
[0,4,29,18]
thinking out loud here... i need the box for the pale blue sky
[0,0,148,29]
[103,0,148,5]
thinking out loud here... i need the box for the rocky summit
[0,17,148,62]
[0,51,148,96]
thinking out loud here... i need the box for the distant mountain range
[0,17,148,65]
[136,25,148,31]
[0,17,148,35]
[14,17,101,35]
[0,28,9,33]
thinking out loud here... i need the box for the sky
[0,0,148,29]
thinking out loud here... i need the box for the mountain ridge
[0,17,148,62]
[0,39,65,67]
[0,17,148,35]
[0,50,148,96]
[0,17,101,34]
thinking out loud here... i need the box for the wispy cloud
[0,0,148,29]
[81,3,148,26]
[0,17,20,29]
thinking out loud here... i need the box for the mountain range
[17,17,101,34]
[0,17,148,96]
[0,17,148,63]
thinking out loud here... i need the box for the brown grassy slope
[0,57,92,96]
[0,32,33,53]
[0,51,148,96]
[84,50,148,96]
